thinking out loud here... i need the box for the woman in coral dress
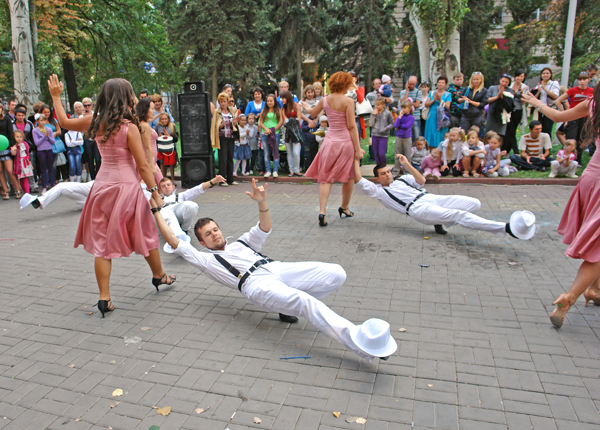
[303,72,365,226]
[523,87,600,327]
[48,76,175,318]
[135,98,163,186]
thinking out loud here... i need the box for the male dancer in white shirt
[354,156,534,239]
[149,179,396,362]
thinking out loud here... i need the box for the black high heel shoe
[338,207,354,218]
[318,214,327,227]
[97,299,114,318]
[152,273,176,291]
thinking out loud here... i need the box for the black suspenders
[383,179,427,216]
[213,240,273,291]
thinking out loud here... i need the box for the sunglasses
[229,100,235,103]
[502,74,512,80]
[83,104,92,107]
[471,72,483,76]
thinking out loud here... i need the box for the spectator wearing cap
[400,76,422,142]
[556,71,595,163]
[573,64,597,89]
[485,74,515,138]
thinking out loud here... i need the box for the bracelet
[151,207,161,214]
[148,186,158,193]
[259,208,269,212]
[209,180,215,188]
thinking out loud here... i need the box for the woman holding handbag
[424,76,451,149]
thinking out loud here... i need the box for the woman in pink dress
[303,72,365,226]
[47,76,175,318]
[135,98,163,186]
[523,86,600,327]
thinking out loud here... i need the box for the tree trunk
[10,0,40,110]
[296,43,302,96]
[62,57,79,112]
[430,29,461,81]
[409,10,431,83]
[212,64,217,103]
[366,0,373,93]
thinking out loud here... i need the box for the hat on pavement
[509,210,536,240]
[319,115,328,123]
[351,319,397,358]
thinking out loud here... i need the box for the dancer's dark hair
[582,84,600,146]
[135,98,153,124]
[373,163,388,177]
[87,78,139,144]
[280,91,296,115]
[194,217,219,243]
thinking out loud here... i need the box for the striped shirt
[518,132,552,158]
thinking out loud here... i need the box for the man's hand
[526,156,532,164]
[540,154,546,160]
[441,165,449,172]
[396,154,409,166]
[213,175,226,184]
[47,74,64,98]
[355,147,365,160]
[246,178,268,202]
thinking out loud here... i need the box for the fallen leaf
[424,237,430,240]
[399,328,407,332]
[141,327,151,331]
[112,388,123,397]
[195,406,209,414]
[333,412,341,418]
[110,360,116,364]
[75,419,81,422]
[253,417,262,424]
[428,384,433,387]
[83,306,88,309]
[157,406,171,416]
[68,364,75,368]
[87,312,93,315]
[149,426,160,430]
[109,401,119,408]
[220,370,224,373]
[57,286,62,288]
[346,416,367,423]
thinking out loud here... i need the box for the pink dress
[557,100,600,262]
[305,97,356,183]
[74,121,159,259]
[150,129,163,185]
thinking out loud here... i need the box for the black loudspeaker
[178,92,211,156]
[180,155,214,188]
[184,81,205,93]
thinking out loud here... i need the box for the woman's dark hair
[252,87,264,100]
[40,104,57,127]
[582,84,600,146]
[259,94,281,124]
[135,98,153,124]
[280,91,296,115]
[437,76,448,84]
[514,69,526,78]
[540,67,552,79]
[87,78,139,144]
[14,108,26,116]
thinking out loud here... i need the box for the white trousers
[410,194,506,236]
[162,201,198,241]
[551,160,577,176]
[38,181,94,208]
[243,262,379,361]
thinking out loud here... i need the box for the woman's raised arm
[48,74,91,133]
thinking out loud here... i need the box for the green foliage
[319,0,400,91]
[405,0,469,56]
[0,0,13,97]
[459,0,501,77]
[174,0,275,99]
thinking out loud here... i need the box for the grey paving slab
[1,182,599,429]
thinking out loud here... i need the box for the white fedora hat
[19,193,38,210]
[351,319,398,358]
[509,210,536,240]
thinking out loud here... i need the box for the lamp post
[560,0,577,87]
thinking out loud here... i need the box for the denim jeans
[67,146,82,176]
[262,133,280,173]
[38,149,55,188]
[285,140,301,174]
[412,120,421,143]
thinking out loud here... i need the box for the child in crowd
[379,74,393,98]
[482,134,509,177]
[469,125,480,137]
[421,148,442,182]
[394,100,415,174]
[461,130,486,177]
[440,127,465,177]
[65,129,84,183]
[32,113,56,193]
[312,115,328,146]
[246,113,260,174]
[260,94,283,178]
[155,113,178,182]
[369,98,395,165]
[410,136,428,172]
[234,114,251,176]
[12,130,33,193]
[549,139,578,178]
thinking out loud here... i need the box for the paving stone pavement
[1,182,600,430]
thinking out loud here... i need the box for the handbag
[55,152,67,166]
[157,136,175,153]
[421,107,429,120]
[436,99,451,130]
[52,137,66,154]
[356,99,373,116]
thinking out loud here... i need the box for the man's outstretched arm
[246,178,271,232]
[151,197,180,250]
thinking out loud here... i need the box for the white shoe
[230,181,239,185]
[219,182,229,187]
[273,172,278,178]
[264,172,271,178]
[566,174,579,178]
[548,173,557,178]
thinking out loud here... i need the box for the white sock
[69,176,75,182]
[76,175,81,182]
[241,160,247,174]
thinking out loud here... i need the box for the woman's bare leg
[0,162,7,193]
[144,248,165,278]
[551,260,600,324]
[318,183,333,215]
[169,165,175,182]
[95,258,112,301]
[341,179,355,211]
[4,159,20,191]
